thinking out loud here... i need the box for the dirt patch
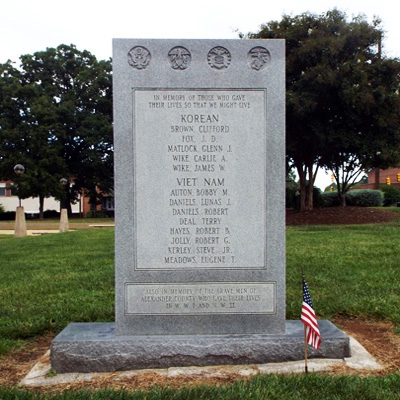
[0,334,54,387]
[331,318,400,376]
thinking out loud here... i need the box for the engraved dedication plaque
[134,89,266,271]
[113,39,285,335]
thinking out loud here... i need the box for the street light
[13,164,27,237]
[13,164,25,207]
[59,178,69,232]
[59,178,68,207]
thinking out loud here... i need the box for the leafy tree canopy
[0,44,113,217]
[247,9,400,209]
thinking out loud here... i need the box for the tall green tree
[322,51,400,205]
[248,10,400,210]
[0,45,113,217]
[0,62,67,216]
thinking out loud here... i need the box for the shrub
[86,210,107,218]
[321,192,341,207]
[286,185,323,210]
[379,185,400,206]
[286,183,300,210]
[346,189,383,207]
[43,209,60,218]
[0,211,16,220]
[312,187,324,208]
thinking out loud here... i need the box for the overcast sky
[2,0,399,64]
[1,0,398,189]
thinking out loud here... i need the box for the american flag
[301,277,321,349]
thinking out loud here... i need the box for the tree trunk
[306,179,314,210]
[337,180,347,207]
[297,167,307,211]
[340,188,347,207]
[296,164,315,211]
[39,195,44,220]
[66,199,73,217]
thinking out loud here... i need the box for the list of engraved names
[133,89,267,270]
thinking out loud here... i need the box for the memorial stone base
[50,320,350,373]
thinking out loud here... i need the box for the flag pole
[304,324,308,374]
[302,267,308,374]
[301,267,321,374]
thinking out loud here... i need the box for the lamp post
[14,164,25,206]
[59,178,69,232]
[13,164,27,237]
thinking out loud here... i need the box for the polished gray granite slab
[51,320,350,373]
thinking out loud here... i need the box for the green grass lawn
[0,227,115,354]
[1,216,400,398]
[287,221,400,324]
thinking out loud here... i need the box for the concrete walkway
[20,336,381,387]
[0,224,114,236]
[0,229,61,236]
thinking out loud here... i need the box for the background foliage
[249,10,400,210]
[0,45,113,217]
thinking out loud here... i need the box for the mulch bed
[286,206,400,226]
[1,318,399,392]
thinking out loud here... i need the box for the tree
[0,61,67,217]
[322,52,400,205]
[0,45,113,217]
[247,10,400,210]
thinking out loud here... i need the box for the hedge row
[287,188,386,208]
[0,209,60,220]
[321,189,383,207]
[380,185,400,206]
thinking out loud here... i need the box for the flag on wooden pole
[301,276,321,350]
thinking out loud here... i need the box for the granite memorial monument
[50,39,350,373]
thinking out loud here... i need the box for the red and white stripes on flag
[301,278,321,349]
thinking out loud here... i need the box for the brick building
[357,167,400,190]
[0,180,114,217]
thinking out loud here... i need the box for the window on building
[102,197,115,210]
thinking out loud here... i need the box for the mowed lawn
[1,215,400,398]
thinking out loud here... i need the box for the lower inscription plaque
[126,283,276,315]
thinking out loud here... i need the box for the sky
[1,0,399,189]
